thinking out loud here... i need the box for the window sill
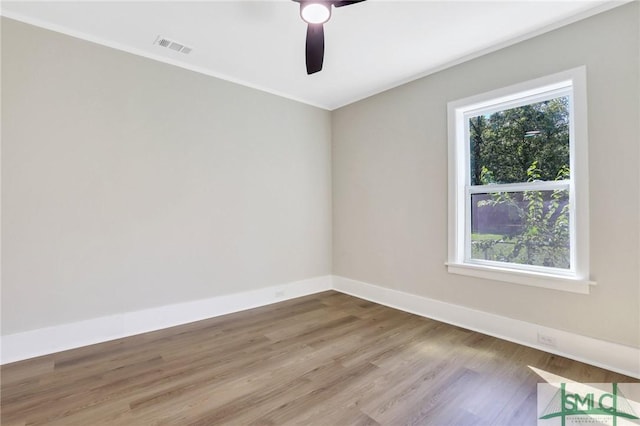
[445,262,595,294]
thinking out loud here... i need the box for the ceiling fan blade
[333,0,366,7]
[305,24,324,74]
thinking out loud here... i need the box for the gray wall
[3,4,639,350]
[1,18,332,335]
[332,3,640,347]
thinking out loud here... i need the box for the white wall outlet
[537,332,557,347]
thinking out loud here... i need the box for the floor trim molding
[3,274,638,379]
[0,275,332,365]
[332,275,640,379]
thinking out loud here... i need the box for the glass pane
[470,189,570,269]
[469,96,570,185]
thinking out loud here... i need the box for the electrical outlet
[537,332,556,347]
[275,290,285,298]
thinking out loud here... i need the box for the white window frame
[446,66,594,294]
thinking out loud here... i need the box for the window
[447,67,593,293]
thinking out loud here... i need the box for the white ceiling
[1,1,628,110]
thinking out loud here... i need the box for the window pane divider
[467,180,570,194]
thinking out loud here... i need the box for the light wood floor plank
[1,291,637,425]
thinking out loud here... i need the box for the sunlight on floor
[529,365,579,384]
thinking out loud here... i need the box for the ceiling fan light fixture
[300,2,331,24]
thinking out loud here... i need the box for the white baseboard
[0,275,332,365]
[3,274,638,379]
[332,275,640,379]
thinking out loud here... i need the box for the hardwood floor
[1,291,636,425]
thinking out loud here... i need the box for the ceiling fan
[292,0,366,75]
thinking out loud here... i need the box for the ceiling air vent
[154,36,192,55]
